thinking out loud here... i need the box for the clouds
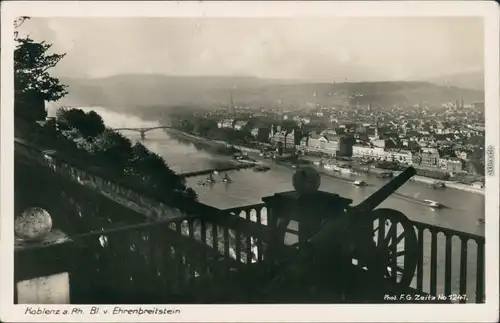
[18,17,484,81]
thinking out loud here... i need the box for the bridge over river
[112,125,174,140]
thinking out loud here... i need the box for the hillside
[423,71,484,91]
[57,74,484,111]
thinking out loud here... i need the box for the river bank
[164,128,485,195]
[360,167,485,195]
[165,128,231,150]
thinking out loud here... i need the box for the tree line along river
[66,106,484,300]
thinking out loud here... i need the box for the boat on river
[429,181,446,189]
[377,172,394,179]
[238,157,257,164]
[206,173,216,184]
[353,180,367,187]
[254,165,271,172]
[424,199,443,209]
[339,167,354,174]
[324,163,336,170]
[221,173,232,183]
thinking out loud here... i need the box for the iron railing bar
[430,230,438,296]
[476,242,485,303]
[444,234,453,296]
[412,221,484,241]
[459,238,468,303]
[15,215,198,252]
[416,227,424,291]
[245,210,253,264]
[222,204,266,214]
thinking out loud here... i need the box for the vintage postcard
[1,1,499,322]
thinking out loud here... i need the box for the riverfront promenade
[166,128,485,195]
[179,163,256,178]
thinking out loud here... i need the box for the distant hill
[424,71,484,91]
[57,74,484,111]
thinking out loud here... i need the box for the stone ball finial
[292,166,321,195]
[15,207,53,241]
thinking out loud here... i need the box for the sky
[18,17,484,82]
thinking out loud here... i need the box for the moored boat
[237,156,257,164]
[377,172,394,179]
[221,173,232,183]
[353,180,367,186]
[429,181,446,189]
[254,165,271,172]
[206,173,216,184]
[339,167,354,174]
[424,199,443,209]
[323,163,335,170]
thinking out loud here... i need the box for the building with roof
[416,147,440,168]
[305,132,352,156]
[217,118,235,129]
[250,127,271,143]
[438,157,463,172]
[233,120,248,131]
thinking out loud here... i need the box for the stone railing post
[14,207,73,304]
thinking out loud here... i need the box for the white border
[1,1,499,322]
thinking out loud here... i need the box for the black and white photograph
[1,1,498,322]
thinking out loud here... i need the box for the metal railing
[411,221,484,303]
[14,137,485,304]
[15,216,251,304]
[224,204,485,303]
[15,203,273,304]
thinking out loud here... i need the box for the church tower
[229,90,235,115]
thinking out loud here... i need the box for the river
[68,106,485,235]
[60,106,484,300]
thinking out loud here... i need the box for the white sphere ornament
[292,166,321,195]
[15,207,53,241]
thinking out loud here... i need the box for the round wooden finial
[292,166,321,195]
[14,207,53,241]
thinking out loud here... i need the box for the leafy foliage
[91,129,134,172]
[57,108,106,138]
[14,37,68,101]
[14,16,68,120]
[54,108,198,201]
[173,115,253,145]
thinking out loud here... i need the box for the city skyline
[19,17,484,82]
